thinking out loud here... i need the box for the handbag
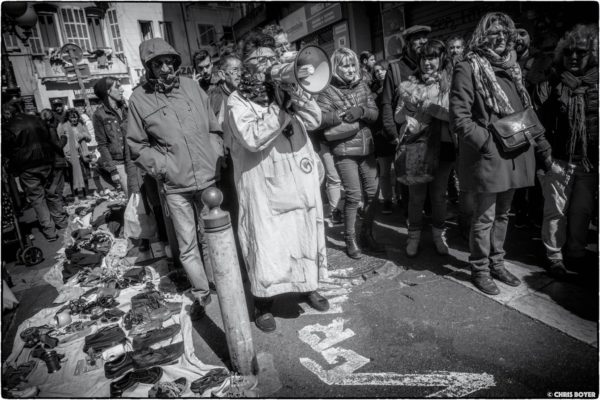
[323,121,360,142]
[123,193,157,240]
[489,107,544,153]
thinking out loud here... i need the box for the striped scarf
[466,49,531,116]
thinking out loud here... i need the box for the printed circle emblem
[300,157,313,174]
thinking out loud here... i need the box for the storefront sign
[280,3,343,43]
[73,87,96,99]
[333,22,349,49]
[21,95,37,114]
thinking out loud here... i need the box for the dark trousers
[19,164,68,237]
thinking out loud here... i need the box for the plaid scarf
[466,49,531,116]
[559,67,598,171]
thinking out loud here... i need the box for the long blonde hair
[331,47,361,84]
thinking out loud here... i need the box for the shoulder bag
[489,107,544,153]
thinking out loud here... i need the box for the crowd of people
[2,11,597,333]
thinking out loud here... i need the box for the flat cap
[403,25,431,38]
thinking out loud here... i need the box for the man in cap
[50,98,66,127]
[127,38,224,319]
[380,25,431,214]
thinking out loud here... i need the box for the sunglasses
[563,48,589,58]
[150,58,176,68]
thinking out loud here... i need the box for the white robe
[225,91,327,297]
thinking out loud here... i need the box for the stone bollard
[201,187,256,375]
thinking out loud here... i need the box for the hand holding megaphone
[268,45,331,94]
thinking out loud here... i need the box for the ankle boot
[432,227,449,255]
[406,230,421,257]
[345,235,362,259]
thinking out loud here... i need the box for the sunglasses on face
[563,48,589,58]
[150,58,175,68]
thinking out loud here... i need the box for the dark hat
[402,25,431,39]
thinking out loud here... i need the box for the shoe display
[472,274,500,295]
[110,366,163,397]
[132,324,181,351]
[104,353,134,379]
[131,342,185,369]
[490,266,521,287]
[306,291,330,312]
[191,368,230,394]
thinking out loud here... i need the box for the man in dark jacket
[2,102,68,241]
[380,25,431,214]
[127,38,223,318]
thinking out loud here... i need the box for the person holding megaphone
[224,31,330,333]
[317,47,384,260]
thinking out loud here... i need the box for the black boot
[345,235,362,259]
[359,198,385,253]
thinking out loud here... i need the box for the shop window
[107,9,123,55]
[139,21,154,41]
[87,16,106,49]
[3,32,20,51]
[159,22,174,46]
[198,24,215,46]
[60,7,92,51]
[37,14,60,48]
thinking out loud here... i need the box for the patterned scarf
[466,48,531,116]
[559,67,598,171]
[237,69,274,107]
[147,73,180,93]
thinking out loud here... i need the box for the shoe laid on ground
[254,310,276,333]
[191,368,230,394]
[490,266,521,287]
[472,274,500,295]
[548,259,569,280]
[149,377,187,398]
[110,366,163,397]
[105,353,134,379]
[306,291,330,312]
[381,200,393,215]
[132,324,181,351]
[131,342,184,369]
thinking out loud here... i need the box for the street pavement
[2,202,598,398]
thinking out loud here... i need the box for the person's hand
[405,115,420,134]
[110,172,120,185]
[343,106,363,123]
[545,158,564,175]
[192,71,201,82]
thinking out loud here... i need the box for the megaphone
[268,45,331,94]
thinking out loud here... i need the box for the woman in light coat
[225,31,329,333]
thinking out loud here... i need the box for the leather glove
[343,106,363,123]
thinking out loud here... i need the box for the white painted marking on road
[300,356,495,398]
[298,318,355,352]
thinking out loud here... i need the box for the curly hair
[241,30,275,61]
[553,24,598,68]
[331,47,361,83]
[64,109,82,124]
[467,12,517,54]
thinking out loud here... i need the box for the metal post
[201,187,256,376]
[66,48,91,109]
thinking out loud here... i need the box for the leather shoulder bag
[489,107,545,153]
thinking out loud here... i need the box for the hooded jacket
[126,39,223,194]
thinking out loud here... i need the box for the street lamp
[1,2,38,100]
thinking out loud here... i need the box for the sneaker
[381,200,393,215]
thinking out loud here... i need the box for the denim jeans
[318,142,344,212]
[19,164,68,237]
[335,155,378,236]
[539,160,596,260]
[407,160,454,231]
[469,189,515,274]
[458,190,475,233]
[377,156,395,202]
[165,189,212,304]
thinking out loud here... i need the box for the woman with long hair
[450,12,553,295]
[317,47,383,259]
[58,108,92,201]
[224,30,329,333]
[394,40,455,257]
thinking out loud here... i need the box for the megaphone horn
[269,45,332,94]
